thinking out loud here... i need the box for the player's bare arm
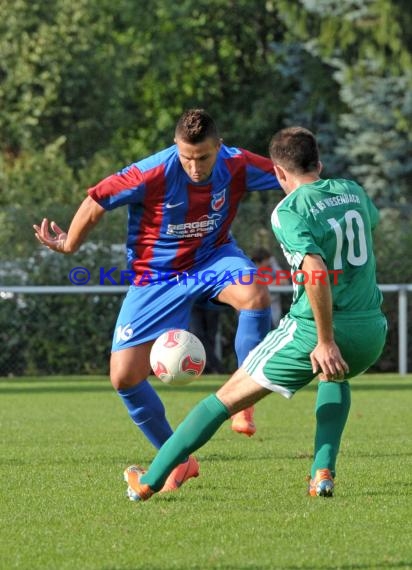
[33,196,105,254]
[302,253,349,380]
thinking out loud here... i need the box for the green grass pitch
[1,374,411,570]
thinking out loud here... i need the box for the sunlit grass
[1,374,411,569]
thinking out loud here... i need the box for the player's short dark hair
[175,109,220,143]
[251,247,271,264]
[269,127,319,174]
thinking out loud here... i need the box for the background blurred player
[251,247,289,328]
[33,108,280,493]
[123,126,387,501]
[189,303,225,374]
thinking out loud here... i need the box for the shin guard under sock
[141,394,230,490]
[311,380,351,478]
[117,380,174,449]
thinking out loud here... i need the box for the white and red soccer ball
[150,329,206,386]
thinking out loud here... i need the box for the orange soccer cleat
[160,455,200,493]
[308,468,334,497]
[123,465,155,502]
[231,406,256,437]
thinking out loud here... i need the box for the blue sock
[117,380,174,449]
[235,307,272,365]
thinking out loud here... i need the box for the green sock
[311,381,351,478]
[141,394,230,491]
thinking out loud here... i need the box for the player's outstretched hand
[310,340,349,382]
[33,219,68,254]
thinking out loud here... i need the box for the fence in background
[1,284,411,375]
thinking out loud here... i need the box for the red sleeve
[87,165,145,209]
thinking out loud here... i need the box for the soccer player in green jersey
[123,126,387,501]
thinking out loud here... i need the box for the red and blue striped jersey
[88,144,280,279]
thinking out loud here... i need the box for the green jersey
[271,178,383,319]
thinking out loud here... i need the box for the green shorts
[243,311,387,399]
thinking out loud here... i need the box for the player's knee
[110,344,152,390]
[238,284,271,310]
[110,360,149,390]
[110,371,135,391]
[111,373,147,391]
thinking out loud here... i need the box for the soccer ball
[150,329,206,386]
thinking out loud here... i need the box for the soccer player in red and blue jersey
[120,126,386,503]
[34,109,280,493]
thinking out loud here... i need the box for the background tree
[1,0,411,374]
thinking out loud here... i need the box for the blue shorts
[112,243,256,351]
